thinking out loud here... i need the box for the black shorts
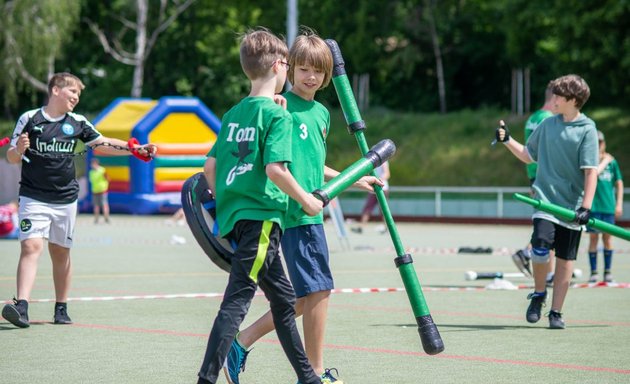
[531,218,582,261]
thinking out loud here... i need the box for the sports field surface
[2,215,629,384]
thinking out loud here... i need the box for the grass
[1,215,630,383]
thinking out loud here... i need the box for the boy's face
[53,82,82,112]
[550,94,576,115]
[274,58,290,93]
[291,63,326,100]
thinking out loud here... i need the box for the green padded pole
[313,139,396,206]
[325,39,444,355]
[514,193,630,241]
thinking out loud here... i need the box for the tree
[0,0,80,110]
[84,0,196,97]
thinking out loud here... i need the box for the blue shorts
[586,212,615,234]
[281,224,334,298]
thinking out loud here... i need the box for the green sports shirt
[524,109,554,180]
[283,91,330,228]
[592,158,623,214]
[208,97,292,237]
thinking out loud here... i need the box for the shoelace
[238,349,250,373]
[323,368,340,380]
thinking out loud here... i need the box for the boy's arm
[581,168,598,209]
[266,162,323,216]
[323,165,382,192]
[203,157,217,195]
[496,120,534,164]
[597,153,613,174]
[91,136,157,157]
[615,179,624,218]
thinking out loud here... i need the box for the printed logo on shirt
[33,126,44,133]
[62,123,75,135]
[20,219,32,232]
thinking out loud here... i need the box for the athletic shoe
[53,304,72,325]
[548,310,565,329]
[2,298,30,328]
[588,272,598,283]
[526,291,546,323]
[604,272,614,283]
[321,368,343,383]
[223,338,250,384]
[350,227,363,234]
[511,249,532,277]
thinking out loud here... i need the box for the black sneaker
[545,273,554,288]
[548,310,565,329]
[2,298,30,328]
[526,291,546,323]
[511,249,532,277]
[54,303,73,325]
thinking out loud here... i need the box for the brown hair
[239,27,288,80]
[551,74,590,109]
[287,27,333,89]
[47,72,85,96]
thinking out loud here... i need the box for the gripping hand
[574,207,591,225]
[495,121,510,143]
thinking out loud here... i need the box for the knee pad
[531,247,550,264]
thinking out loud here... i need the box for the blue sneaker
[223,337,250,384]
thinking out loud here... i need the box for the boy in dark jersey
[224,29,382,384]
[2,72,156,329]
[197,28,323,384]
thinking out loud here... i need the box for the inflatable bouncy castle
[83,97,221,214]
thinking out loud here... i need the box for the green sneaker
[223,337,250,384]
[321,368,343,383]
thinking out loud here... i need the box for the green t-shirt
[592,158,623,214]
[89,166,109,194]
[208,97,292,237]
[283,91,330,228]
[524,109,554,180]
[527,113,599,228]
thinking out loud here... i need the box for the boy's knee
[531,247,550,264]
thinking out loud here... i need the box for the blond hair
[239,28,288,80]
[288,27,333,89]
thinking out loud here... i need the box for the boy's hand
[273,94,287,110]
[574,207,591,225]
[353,175,384,192]
[495,120,510,143]
[302,194,324,216]
[16,133,30,154]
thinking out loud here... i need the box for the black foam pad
[181,172,233,272]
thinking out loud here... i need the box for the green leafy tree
[0,0,80,110]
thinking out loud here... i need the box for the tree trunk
[131,0,148,97]
[425,0,447,113]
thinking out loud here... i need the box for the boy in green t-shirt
[223,29,381,384]
[496,74,599,329]
[197,28,323,384]
[586,130,624,283]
